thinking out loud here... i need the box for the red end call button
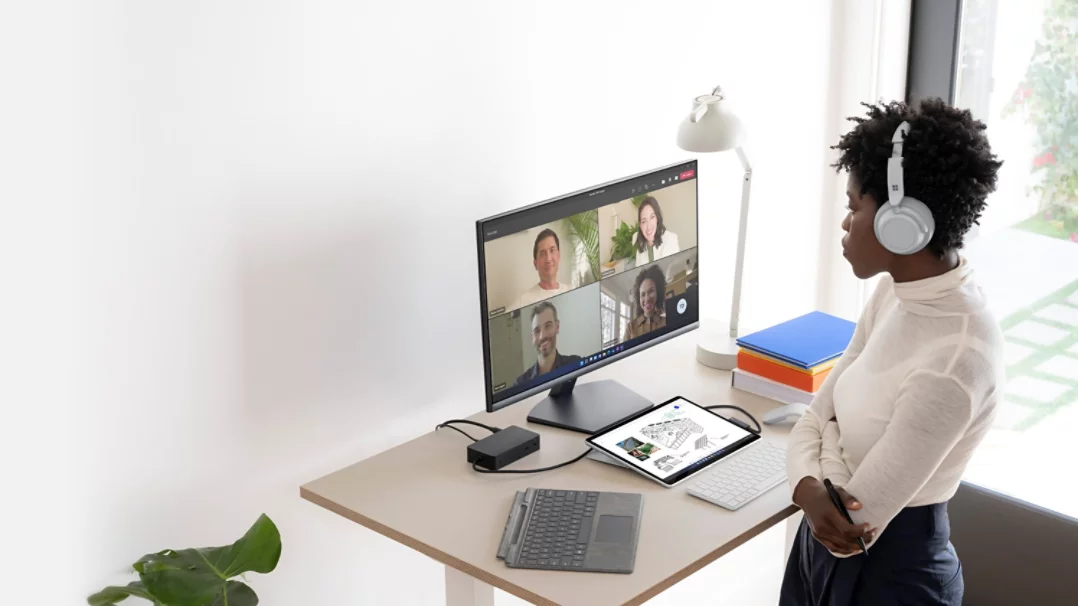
[680,170,695,180]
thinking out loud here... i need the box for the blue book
[735,311,856,369]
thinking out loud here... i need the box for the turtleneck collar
[890,257,982,316]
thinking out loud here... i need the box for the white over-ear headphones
[875,121,935,254]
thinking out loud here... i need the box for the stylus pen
[823,478,868,557]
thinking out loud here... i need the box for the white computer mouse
[761,402,809,425]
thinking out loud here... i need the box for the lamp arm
[729,146,752,339]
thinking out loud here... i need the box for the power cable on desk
[435,419,501,443]
[703,404,762,434]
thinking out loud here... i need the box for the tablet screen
[587,396,760,486]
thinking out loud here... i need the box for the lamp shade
[676,91,745,153]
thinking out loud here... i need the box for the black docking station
[467,425,541,471]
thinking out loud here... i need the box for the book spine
[731,370,814,405]
[737,351,830,392]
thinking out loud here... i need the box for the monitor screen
[476,161,699,410]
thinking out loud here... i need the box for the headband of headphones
[886,121,912,207]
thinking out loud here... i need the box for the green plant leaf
[87,581,158,606]
[207,581,258,606]
[610,221,637,261]
[134,515,281,606]
[563,212,600,281]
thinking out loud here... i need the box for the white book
[731,368,814,405]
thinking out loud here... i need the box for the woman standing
[781,98,1005,605]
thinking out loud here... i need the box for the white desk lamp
[677,85,752,370]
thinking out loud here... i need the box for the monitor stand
[526,379,654,434]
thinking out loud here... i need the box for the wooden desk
[301,334,798,606]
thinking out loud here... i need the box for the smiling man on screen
[514,301,581,386]
[511,229,570,310]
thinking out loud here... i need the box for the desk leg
[445,565,494,606]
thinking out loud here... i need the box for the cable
[470,449,592,474]
[438,424,482,443]
[703,404,762,434]
[437,419,501,433]
[435,419,501,443]
[436,417,588,474]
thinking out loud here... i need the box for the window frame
[906,0,963,106]
[907,0,1078,517]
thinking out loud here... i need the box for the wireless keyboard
[686,441,788,510]
[497,488,643,573]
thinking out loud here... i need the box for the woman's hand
[793,477,876,555]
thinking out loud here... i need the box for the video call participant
[623,265,667,341]
[633,196,680,267]
[511,228,571,310]
[514,301,582,386]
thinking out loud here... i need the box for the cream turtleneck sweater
[787,258,1005,554]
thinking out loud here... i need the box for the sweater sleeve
[785,281,886,491]
[819,420,852,485]
[843,369,974,541]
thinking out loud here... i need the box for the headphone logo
[875,121,936,255]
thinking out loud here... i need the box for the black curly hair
[832,98,1003,257]
[631,265,666,317]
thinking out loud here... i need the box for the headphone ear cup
[875,197,935,254]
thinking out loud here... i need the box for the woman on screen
[633,196,679,267]
[622,265,666,341]
[780,99,1005,605]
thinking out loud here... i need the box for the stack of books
[731,311,856,405]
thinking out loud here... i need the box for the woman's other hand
[792,477,876,555]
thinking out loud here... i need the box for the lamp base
[696,320,739,370]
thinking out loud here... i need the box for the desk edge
[301,485,798,606]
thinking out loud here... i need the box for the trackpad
[595,515,633,544]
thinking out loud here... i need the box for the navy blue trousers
[779,503,963,605]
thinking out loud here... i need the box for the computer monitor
[476,160,700,434]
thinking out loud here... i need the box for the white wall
[9,1,872,603]
[815,0,912,317]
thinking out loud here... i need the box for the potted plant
[1002,0,1078,241]
[88,514,281,606]
[610,221,637,264]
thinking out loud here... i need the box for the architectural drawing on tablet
[652,455,679,473]
[640,417,704,449]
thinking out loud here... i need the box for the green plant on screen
[610,221,637,261]
[563,212,600,281]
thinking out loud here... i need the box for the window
[929,0,1078,518]
[600,291,631,346]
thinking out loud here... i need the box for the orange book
[739,347,837,375]
[737,350,832,392]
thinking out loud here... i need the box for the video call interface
[480,162,699,404]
